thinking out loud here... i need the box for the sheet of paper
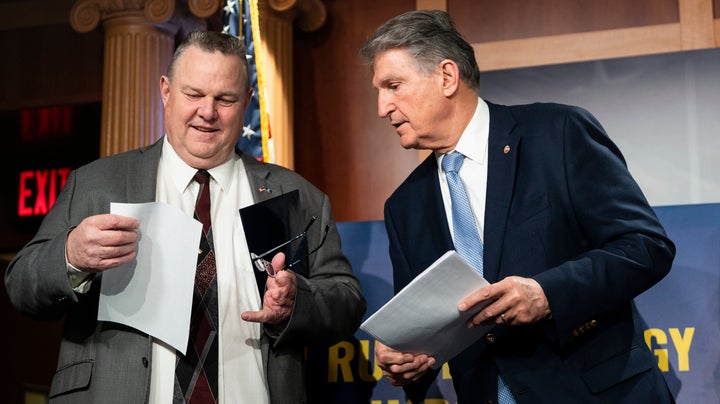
[98,202,201,354]
[360,250,493,367]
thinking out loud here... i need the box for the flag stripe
[222,0,270,162]
[246,0,273,163]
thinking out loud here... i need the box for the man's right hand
[374,341,435,386]
[66,214,140,272]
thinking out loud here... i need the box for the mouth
[191,125,219,134]
[390,120,406,131]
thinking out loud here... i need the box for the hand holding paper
[99,202,201,354]
[360,251,494,368]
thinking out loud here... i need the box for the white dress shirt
[436,97,490,244]
[149,139,269,403]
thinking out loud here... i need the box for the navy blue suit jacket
[384,102,675,403]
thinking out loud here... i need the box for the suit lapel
[483,103,519,282]
[126,139,162,203]
[404,155,455,276]
[241,153,284,204]
[240,153,286,295]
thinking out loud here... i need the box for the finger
[498,312,507,325]
[241,308,271,323]
[467,301,507,328]
[382,355,435,386]
[458,283,500,312]
[375,344,408,368]
[94,214,140,231]
[271,252,286,274]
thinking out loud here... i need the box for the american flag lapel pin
[258,186,272,193]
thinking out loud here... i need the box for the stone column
[69,0,325,164]
[70,0,206,157]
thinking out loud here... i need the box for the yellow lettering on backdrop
[668,328,694,371]
[360,340,383,381]
[328,341,355,382]
[645,328,670,371]
[330,329,692,385]
[644,327,694,372]
[441,362,451,379]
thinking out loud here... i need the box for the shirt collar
[435,97,490,166]
[161,137,239,193]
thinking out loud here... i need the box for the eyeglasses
[250,215,330,277]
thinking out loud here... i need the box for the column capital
[70,0,176,32]
[267,0,326,32]
[181,0,327,29]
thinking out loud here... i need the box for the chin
[396,133,415,149]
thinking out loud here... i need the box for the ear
[439,59,460,97]
[244,88,254,111]
[160,75,171,106]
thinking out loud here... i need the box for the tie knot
[194,170,210,185]
[442,151,465,174]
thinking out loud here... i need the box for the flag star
[243,125,256,139]
[224,0,237,15]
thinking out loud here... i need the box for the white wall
[479,48,720,207]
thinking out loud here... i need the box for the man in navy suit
[361,10,676,403]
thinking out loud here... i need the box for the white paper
[99,202,201,354]
[360,250,493,367]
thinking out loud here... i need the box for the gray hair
[167,31,251,91]
[360,10,480,92]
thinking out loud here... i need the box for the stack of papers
[360,250,493,367]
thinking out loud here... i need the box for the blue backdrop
[306,203,720,403]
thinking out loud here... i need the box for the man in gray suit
[5,31,366,404]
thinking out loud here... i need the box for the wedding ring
[500,313,506,323]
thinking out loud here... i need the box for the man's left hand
[458,276,551,327]
[241,252,297,324]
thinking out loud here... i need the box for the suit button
[485,333,497,344]
[590,319,598,327]
[142,357,149,368]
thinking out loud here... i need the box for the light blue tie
[441,151,484,274]
[442,151,516,404]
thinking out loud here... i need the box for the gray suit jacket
[5,138,366,403]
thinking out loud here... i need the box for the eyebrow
[375,75,401,88]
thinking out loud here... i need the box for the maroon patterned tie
[174,170,219,403]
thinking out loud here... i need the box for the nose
[377,90,395,119]
[197,97,218,120]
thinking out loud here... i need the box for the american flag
[223,0,271,162]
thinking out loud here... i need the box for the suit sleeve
[273,181,367,348]
[533,106,675,346]
[5,170,85,320]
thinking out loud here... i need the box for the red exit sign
[18,168,71,217]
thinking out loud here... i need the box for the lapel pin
[258,186,273,193]
[503,145,511,154]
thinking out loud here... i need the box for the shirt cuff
[66,255,93,293]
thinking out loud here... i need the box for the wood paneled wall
[294,0,720,222]
[1,0,718,223]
